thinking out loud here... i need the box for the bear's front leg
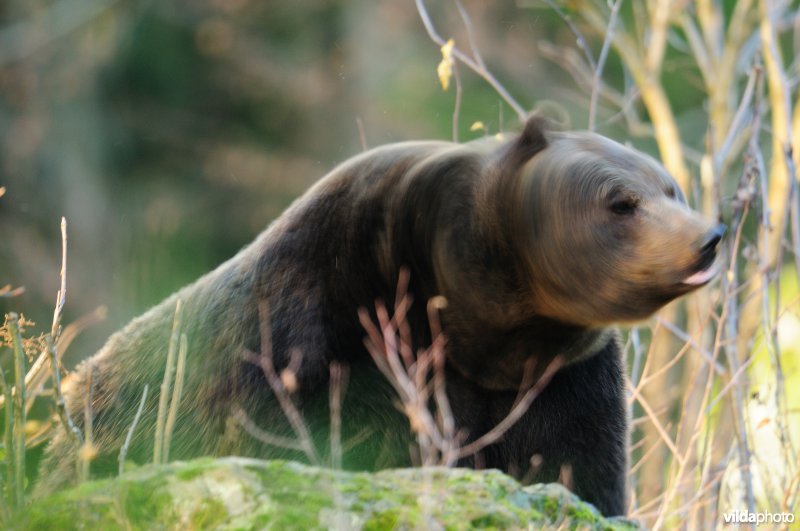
[553,341,629,517]
[448,338,629,517]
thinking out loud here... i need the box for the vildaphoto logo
[722,511,795,525]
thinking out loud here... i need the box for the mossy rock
[15,458,641,530]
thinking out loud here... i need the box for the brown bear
[35,115,723,516]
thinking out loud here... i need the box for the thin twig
[0,359,13,515]
[704,353,758,415]
[453,0,486,70]
[429,298,458,466]
[45,334,82,445]
[654,317,725,374]
[537,41,652,136]
[457,355,565,458]
[644,0,672,75]
[51,217,67,340]
[730,69,765,517]
[628,383,685,467]
[356,118,368,152]
[232,405,305,452]
[790,158,800,286]
[715,67,758,171]
[8,314,26,509]
[628,327,645,387]
[163,333,188,462]
[541,0,596,71]
[248,300,320,464]
[0,285,24,298]
[329,362,349,470]
[154,299,182,464]
[589,0,623,131]
[119,384,149,475]
[452,64,462,142]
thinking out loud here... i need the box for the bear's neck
[441,314,614,391]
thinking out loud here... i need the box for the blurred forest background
[1,0,799,528]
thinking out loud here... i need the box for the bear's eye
[610,199,637,216]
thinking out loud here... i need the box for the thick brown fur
[35,115,722,516]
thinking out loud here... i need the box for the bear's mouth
[682,263,718,286]
[681,223,725,286]
[682,253,719,286]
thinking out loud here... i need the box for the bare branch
[628,383,685,467]
[51,217,68,340]
[118,384,149,476]
[247,300,321,464]
[356,118,368,152]
[414,0,527,121]
[8,314,26,509]
[153,300,182,465]
[0,285,25,299]
[453,0,486,70]
[329,362,349,470]
[589,0,623,131]
[653,317,725,374]
[457,355,565,459]
[452,64,463,142]
[232,405,305,452]
[540,0,596,71]
[46,334,82,445]
[163,333,188,463]
[644,0,672,75]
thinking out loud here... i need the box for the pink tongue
[683,265,718,285]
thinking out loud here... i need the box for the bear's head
[498,116,724,327]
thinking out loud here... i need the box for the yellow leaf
[440,38,454,60]
[0,186,5,198]
[437,39,455,91]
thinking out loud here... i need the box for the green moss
[174,457,216,481]
[189,498,228,528]
[19,459,642,530]
[363,507,402,530]
[117,479,173,526]
[541,491,565,519]
[470,512,516,528]
[565,502,601,524]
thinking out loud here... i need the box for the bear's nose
[700,223,726,256]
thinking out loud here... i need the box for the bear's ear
[507,113,551,166]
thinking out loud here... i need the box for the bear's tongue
[682,264,718,285]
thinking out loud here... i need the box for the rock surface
[18,458,641,530]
